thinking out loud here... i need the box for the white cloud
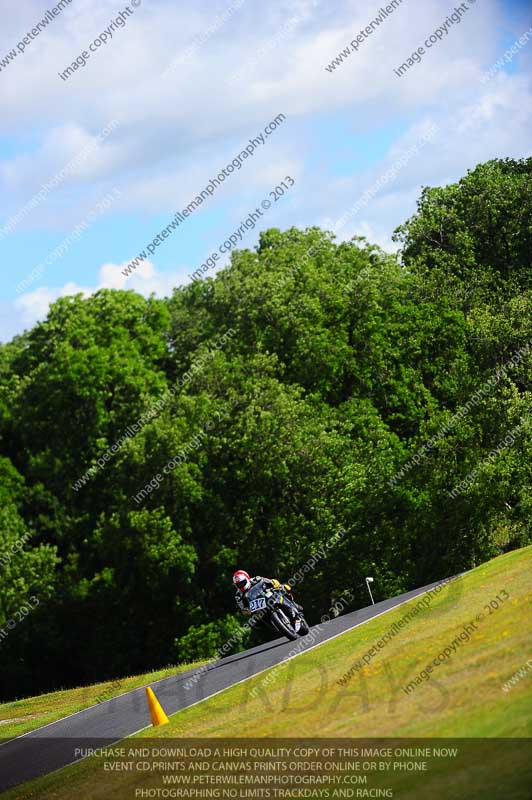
[0,0,510,223]
[292,70,532,249]
[2,0,531,343]
[97,260,185,295]
[10,261,186,338]
[15,283,92,324]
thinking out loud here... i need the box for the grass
[3,545,532,799]
[0,660,206,741]
[136,544,532,739]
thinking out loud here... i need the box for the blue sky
[1,0,531,341]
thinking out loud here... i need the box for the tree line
[0,157,530,700]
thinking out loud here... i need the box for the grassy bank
[4,545,531,799]
[0,660,205,741]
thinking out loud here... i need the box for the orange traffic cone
[145,687,170,726]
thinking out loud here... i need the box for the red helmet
[233,570,251,592]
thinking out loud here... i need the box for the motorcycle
[245,579,310,641]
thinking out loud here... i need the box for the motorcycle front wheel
[271,609,299,641]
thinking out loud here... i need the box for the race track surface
[0,576,458,793]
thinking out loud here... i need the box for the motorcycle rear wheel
[298,617,310,636]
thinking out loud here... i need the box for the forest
[0,157,530,701]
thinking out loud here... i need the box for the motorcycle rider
[232,570,303,616]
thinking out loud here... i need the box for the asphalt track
[0,575,460,793]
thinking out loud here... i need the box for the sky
[0,0,531,342]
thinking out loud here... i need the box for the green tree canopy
[0,158,530,700]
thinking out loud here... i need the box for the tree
[0,159,530,700]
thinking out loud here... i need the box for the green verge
[3,545,531,800]
[0,660,206,741]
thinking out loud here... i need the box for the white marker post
[365,577,375,605]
